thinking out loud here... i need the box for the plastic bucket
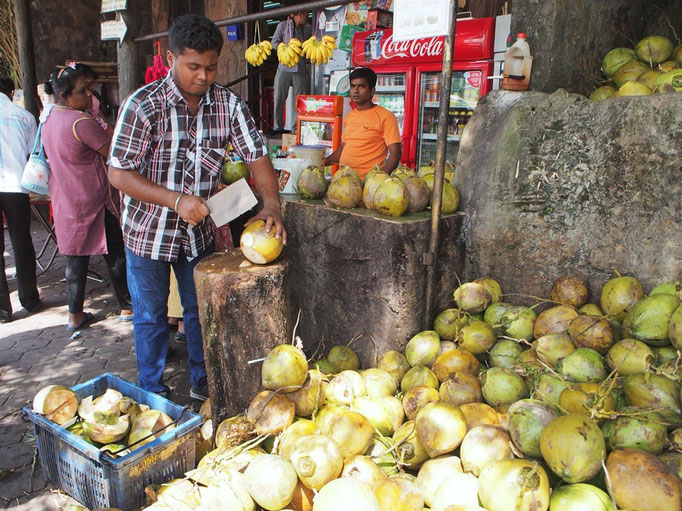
[291,145,326,170]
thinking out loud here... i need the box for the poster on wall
[393,0,450,41]
[345,1,393,28]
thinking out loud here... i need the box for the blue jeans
[125,244,213,393]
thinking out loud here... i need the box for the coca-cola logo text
[379,34,444,61]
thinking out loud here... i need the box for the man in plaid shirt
[108,14,286,401]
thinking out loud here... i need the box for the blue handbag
[21,122,50,196]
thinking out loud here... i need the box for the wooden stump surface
[194,249,291,424]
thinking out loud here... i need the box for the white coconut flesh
[32,385,79,425]
[83,414,130,444]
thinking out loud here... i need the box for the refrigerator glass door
[299,120,335,154]
[416,70,482,168]
[373,72,407,134]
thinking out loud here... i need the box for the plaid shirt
[109,72,266,261]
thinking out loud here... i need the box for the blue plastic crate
[23,373,202,511]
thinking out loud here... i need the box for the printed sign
[101,0,127,13]
[101,13,127,43]
[393,0,450,42]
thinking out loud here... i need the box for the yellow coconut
[240,219,284,264]
[33,385,79,425]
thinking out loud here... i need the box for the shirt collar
[164,70,214,108]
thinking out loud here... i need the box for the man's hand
[245,203,287,245]
[176,194,210,226]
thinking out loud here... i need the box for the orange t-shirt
[339,105,401,179]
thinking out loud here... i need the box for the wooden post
[117,9,141,102]
[13,0,39,120]
[194,249,292,425]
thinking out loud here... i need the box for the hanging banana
[302,35,337,65]
[245,40,273,67]
[277,37,302,68]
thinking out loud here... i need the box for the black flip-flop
[66,312,95,331]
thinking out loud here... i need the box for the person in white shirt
[0,75,41,323]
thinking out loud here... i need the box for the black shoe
[174,330,187,344]
[190,382,209,401]
[24,299,43,313]
[0,311,12,323]
[155,387,172,400]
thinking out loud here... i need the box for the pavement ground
[1,217,195,510]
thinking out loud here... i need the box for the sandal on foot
[66,312,95,331]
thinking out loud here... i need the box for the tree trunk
[194,249,292,425]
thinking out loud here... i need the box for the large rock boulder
[456,90,682,300]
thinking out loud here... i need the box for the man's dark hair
[350,67,377,89]
[0,75,14,97]
[43,63,97,100]
[169,14,224,55]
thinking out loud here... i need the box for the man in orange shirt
[324,68,402,179]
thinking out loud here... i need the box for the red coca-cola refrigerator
[352,17,495,168]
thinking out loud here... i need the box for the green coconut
[402,385,440,421]
[623,294,680,345]
[635,35,674,65]
[391,165,416,181]
[488,339,524,369]
[405,330,441,367]
[478,459,550,511]
[550,276,589,308]
[659,60,679,72]
[297,165,327,199]
[615,81,653,96]
[221,159,250,185]
[433,308,468,340]
[533,373,569,406]
[400,365,439,393]
[557,348,608,383]
[549,483,615,511]
[606,339,654,374]
[327,345,360,371]
[373,176,409,217]
[602,47,637,78]
[498,306,537,341]
[484,302,512,330]
[659,452,682,479]
[331,165,361,185]
[312,359,338,375]
[569,315,615,353]
[362,171,389,210]
[601,407,667,454]
[579,304,604,316]
[613,60,649,89]
[534,305,579,338]
[536,333,576,367]
[454,282,492,313]
[457,320,496,355]
[261,344,308,392]
[480,367,529,409]
[600,276,645,321]
[655,345,679,366]
[473,277,503,303]
[415,402,467,458]
[326,175,362,208]
[378,350,410,383]
[540,414,605,483]
[589,86,616,102]
[650,281,682,299]
[439,372,482,407]
[623,373,682,421]
[653,68,682,93]
[403,176,430,213]
[670,305,682,350]
[508,399,560,458]
[393,420,430,468]
[431,348,480,381]
[430,180,459,213]
[637,69,662,89]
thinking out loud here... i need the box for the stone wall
[511,0,682,96]
[456,90,682,302]
[31,0,117,83]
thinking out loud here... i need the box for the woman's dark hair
[43,63,97,99]
[350,67,377,89]
[168,14,224,55]
[0,75,14,96]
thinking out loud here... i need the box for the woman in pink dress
[42,63,132,330]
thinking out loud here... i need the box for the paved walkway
[1,219,193,510]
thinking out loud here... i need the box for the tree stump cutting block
[194,249,292,424]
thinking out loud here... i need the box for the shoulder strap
[72,116,92,144]
[31,122,44,155]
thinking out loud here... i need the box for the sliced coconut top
[33,385,80,425]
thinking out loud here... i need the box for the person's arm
[324,142,345,166]
[244,155,286,244]
[382,143,402,173]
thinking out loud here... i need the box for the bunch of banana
[244,40,272,67]
[302,35,337,65]
[277,38,303,67]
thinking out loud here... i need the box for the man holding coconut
[108,14,286,400]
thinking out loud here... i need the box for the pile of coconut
[140,274,682,511]
[296,163,459,218]
[591,35,682,100]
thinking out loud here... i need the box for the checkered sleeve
[108,94,152,170]
[229,97,267,164]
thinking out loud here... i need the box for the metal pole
[13,0,39,120]
[134,0,350,42]
[424,0,458,327]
